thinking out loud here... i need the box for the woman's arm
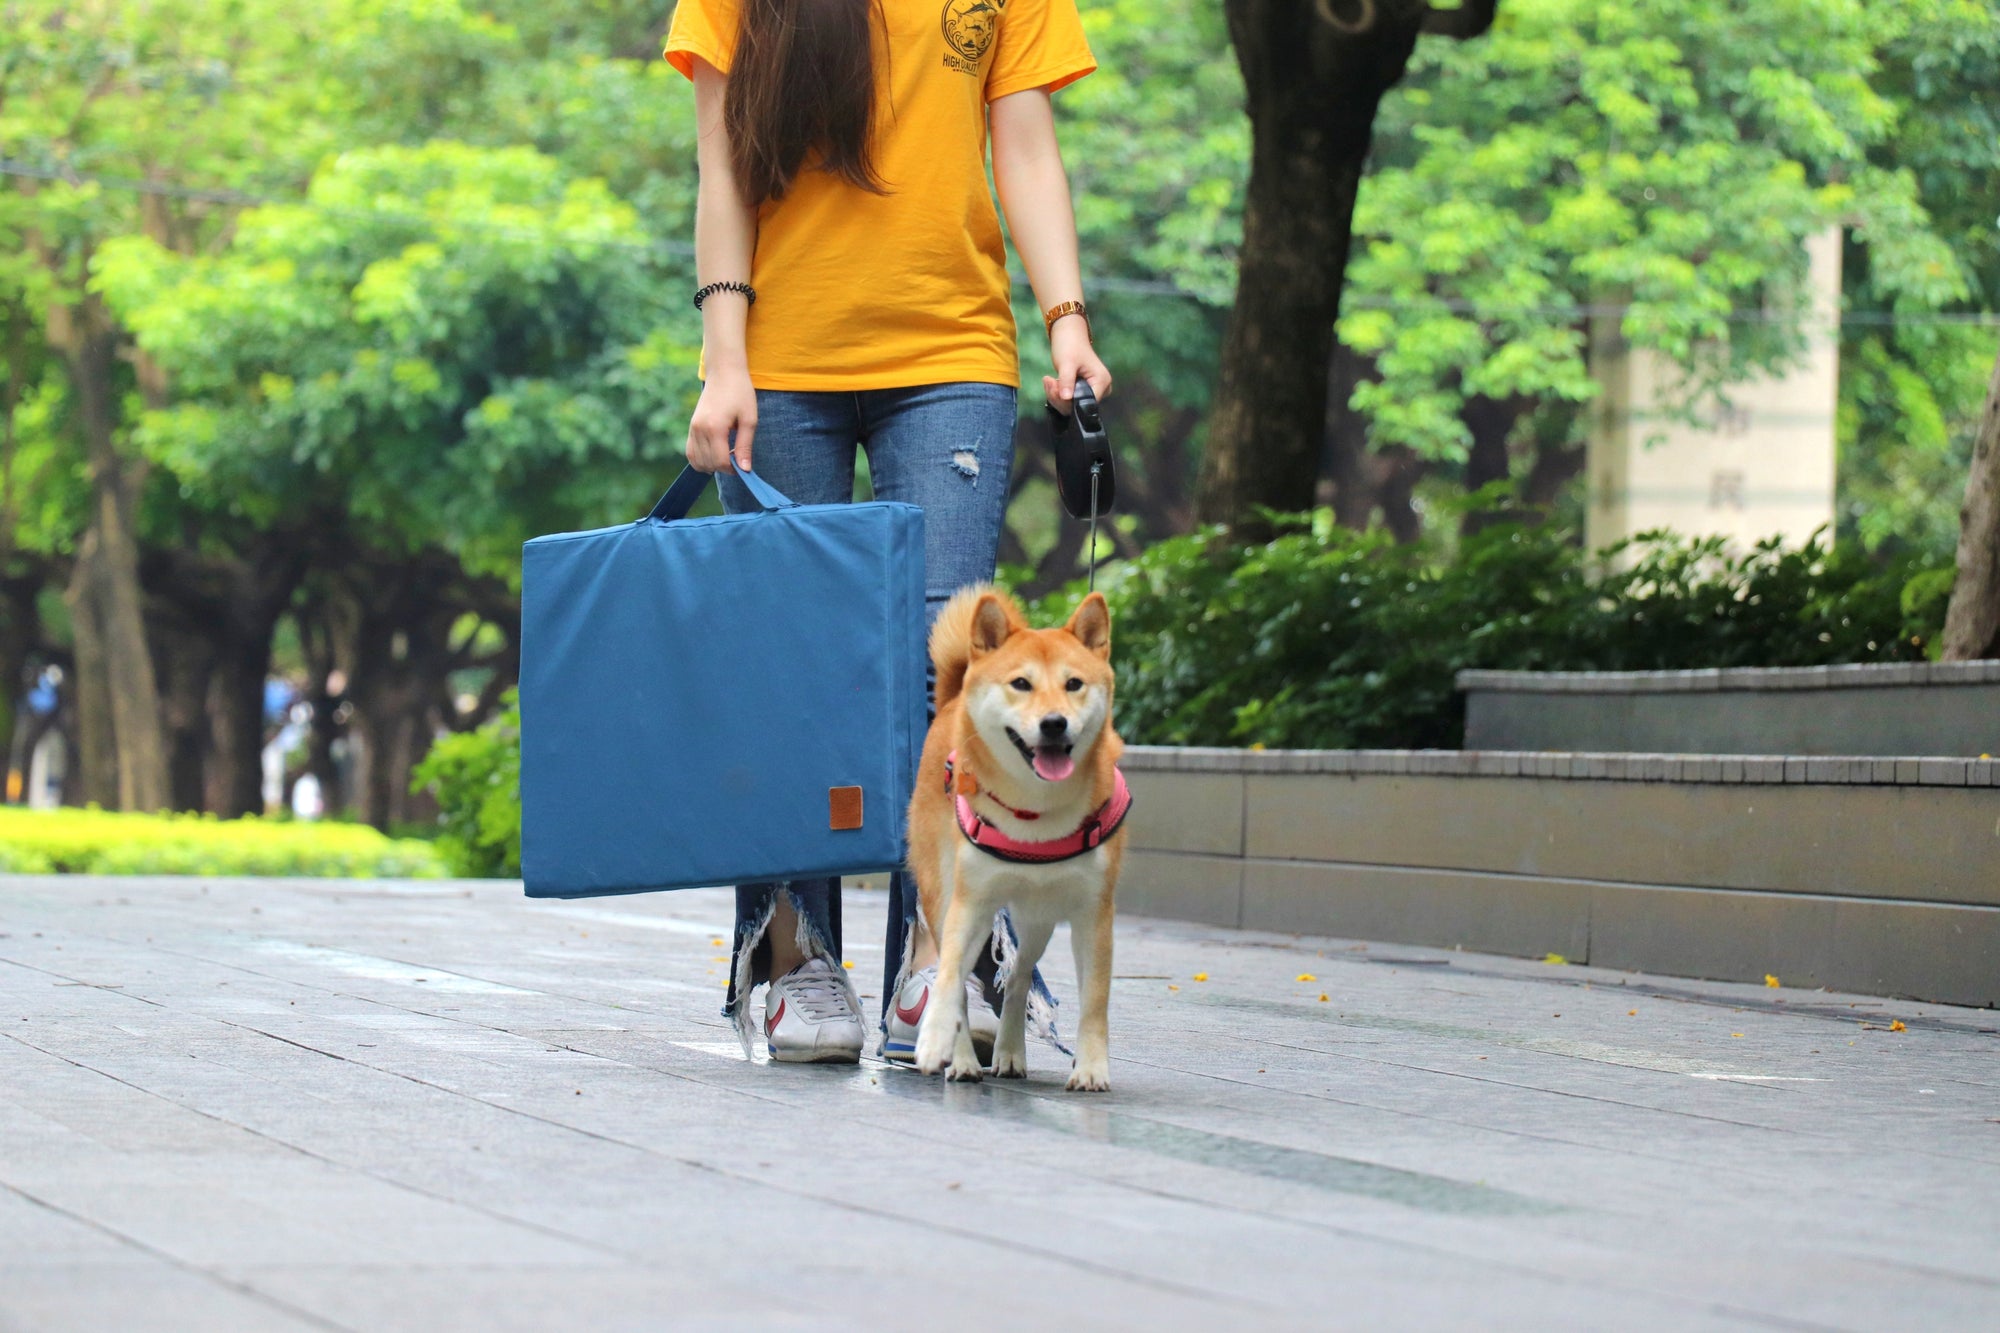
[990,88,1112,413]
[687,57,761,472]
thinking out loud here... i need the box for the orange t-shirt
[663,0,1095,391]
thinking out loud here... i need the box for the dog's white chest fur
[947,837,1109,930]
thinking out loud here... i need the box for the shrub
[1028,519,1946,750]
[416,523,1949,875]
[0,807,445,877]
[410,691,521,878]
[0,843,55,873]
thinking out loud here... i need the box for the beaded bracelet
[694,280,756,310]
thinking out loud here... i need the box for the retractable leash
[1047,376,1116,590]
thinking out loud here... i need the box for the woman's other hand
[1044,317,1111,415]
[687,366,757,473]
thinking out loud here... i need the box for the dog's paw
[913,1023,954,1077]
[946,1058,984,1083]
[991,1043,1027,1079]
[1065,1057,1110,1093]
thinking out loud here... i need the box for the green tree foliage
[97,141,697,578]
[1046,0,1245,404]
[1836,0,2000,557]
[1342,0,1966,466]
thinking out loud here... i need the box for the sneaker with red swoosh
[880,965,996,1065]
[764,957,864,1063]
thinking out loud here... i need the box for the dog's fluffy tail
[930,583,1028,712]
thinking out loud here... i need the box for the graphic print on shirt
[941,0,1003,75]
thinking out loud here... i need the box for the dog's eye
[1065,678,1084,692]
[1010,677,1032,691]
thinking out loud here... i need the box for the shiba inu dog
[907,585,1131,1091]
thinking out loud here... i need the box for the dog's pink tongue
[1032,750,1076,782]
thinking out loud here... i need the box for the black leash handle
[1047,378,1116,589]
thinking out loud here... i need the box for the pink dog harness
[944,750,1134,864]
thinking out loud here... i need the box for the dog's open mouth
[1006,727,1075,782]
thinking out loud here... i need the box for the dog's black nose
[1039,714,1069,740]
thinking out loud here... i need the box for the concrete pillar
[1585,228,1841,554]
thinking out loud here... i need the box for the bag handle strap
[645,460,798,523]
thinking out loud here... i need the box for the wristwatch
[1043,299,1089,336]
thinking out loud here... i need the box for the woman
[663,0,1113,1063]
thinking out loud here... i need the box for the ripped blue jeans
[717,382,1057,1050]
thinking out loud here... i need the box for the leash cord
[1087,461,1101,593]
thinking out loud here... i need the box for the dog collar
[945,749,1134,865]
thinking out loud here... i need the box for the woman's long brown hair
[725,0,888,206]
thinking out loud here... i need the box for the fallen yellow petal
[1168,984,1180,992]
[1542,953,1567,965]
[1731,1032,1744,1038]
[1628,1009,1637,1016]
[1295,973,1317,982]
[711,938,725,948]
[1192,973,1209,982]
[842,960,855,969]
[1890,1019,1907,1032]
[1765,974,1780,988]
[1318,994,1329,1002]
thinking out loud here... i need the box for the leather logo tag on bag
[829,786,864,830]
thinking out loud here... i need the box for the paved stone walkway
[1,875,1995,1331]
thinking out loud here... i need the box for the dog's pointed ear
[969,592,1014,658]
[1066,592,1111,659]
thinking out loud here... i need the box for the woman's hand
[1043,316,1112,415]
[686,365,757,473]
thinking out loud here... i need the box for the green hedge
[0,807,445,877]
[410,692,521,879]
[414,521,1949,874]
[1027,518,1945,750]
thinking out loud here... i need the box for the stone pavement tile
[5,876,1999,1331]
[0,1263,323,1333]
[0,1182,154,1265]
[232,1266,827,1333]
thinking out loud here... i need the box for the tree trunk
[1322,341,1377,528]
[1194,86,1353,541]
[1321,341,1430,541]
[49,295,169,810]
[293,580,359,818]
[0,570,43,796]
[1199,0,1498,541]
[63,551,121,808]
[353,677,424,831]
[341,550,472,830]
[1460,393,1532,535]
[1941,345,2000,660]
[209,640,275,817]
[1520,434,1586,513]
[149,610,216,812]
[1375,445,1428,544]
[1089,380,1200,543]
[142,534,310,817]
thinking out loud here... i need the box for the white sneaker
[764,958,865,1064]
[880,965,997,1066]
